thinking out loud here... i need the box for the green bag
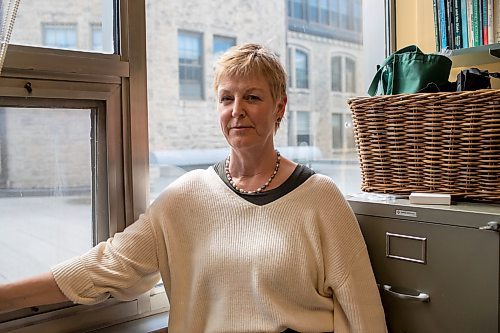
[368,45,452,96]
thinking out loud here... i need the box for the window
[319,0,329,24]
[308,0,319,22]
[290,0,305,19]
[0,107,93,282]
[345,57,356,93]
[331,0,339,27]
[331,113,343,149]
[43,24,77,49]
[91,24,103,51]
[213,35,236,55]
[331,56,342,91]
[296,111,311,146]
[178,31,204,100]
[12,2,115,54]
[0,1,155,331]
[295,49,309,89]
[331,55,357,93]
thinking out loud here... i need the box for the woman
[0,43,386,332]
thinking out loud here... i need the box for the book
[447,0,456,48]
[472,0,481,46]
[438,0,449,49]
[467,0,475,46]
[481,0,489,44]
[454,0,463,48]
[433,0,441,51]
[461,0,469,47]
[495,0,500,42]
[487,0,494,43]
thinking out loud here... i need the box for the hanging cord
[0,0,21,76]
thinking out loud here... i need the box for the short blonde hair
[213,43,287,102]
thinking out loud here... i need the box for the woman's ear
[276,95,287,119]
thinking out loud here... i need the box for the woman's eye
[247,95,261,102]
[219,96,233,103]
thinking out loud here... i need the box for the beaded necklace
[225,150,281,194]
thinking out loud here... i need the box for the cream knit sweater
[52,168,386,333]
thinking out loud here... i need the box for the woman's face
[217,74,286,151]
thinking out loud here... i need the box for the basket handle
[367,45,423,96]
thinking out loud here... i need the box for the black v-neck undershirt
[213,160,315,205]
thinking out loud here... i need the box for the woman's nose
[231,98,246,118]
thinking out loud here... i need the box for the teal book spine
[461,0,469,47]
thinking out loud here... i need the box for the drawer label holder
[386,232,427,264]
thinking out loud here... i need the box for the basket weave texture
[348,89,500,202]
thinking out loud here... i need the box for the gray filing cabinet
[347,196,500,333]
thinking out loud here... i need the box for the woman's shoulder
[150,167,216,203]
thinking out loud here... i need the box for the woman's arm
[0,272,69,312]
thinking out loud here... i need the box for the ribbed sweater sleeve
[51,213,161,305]
[302,174,386,333]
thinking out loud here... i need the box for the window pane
[43,24,77,49]
[0,108,93,282]
[346,57,356,92]
[296,111,311,146]
[331,56,342,91]
[319,0,329,25]
[292,0,304,19]
[10,0,116,53]
[213,35,236,55]
[331,113,343,149]
[178,31,204,100]
[295,50,309,89]
[308,0,319,22]
[146,0,384,198]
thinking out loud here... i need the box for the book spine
[472,0,481,45]
[482,0,489,43]
[487,0,494,43]
[438,0,449,48]
[447,0,456,48]
[461,0,469,47]
[467,0,475,46]
[433,0,441,51]
[454,0,463,48]
[495,0,500,42]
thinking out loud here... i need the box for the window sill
[89,312,168,333]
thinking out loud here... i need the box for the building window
[43,24,77,49]
[91,24,103,51]
[331,113,343,149]
[331,56,342,92]
[345,57,356,93]
[308,0,319,22]
[213,35,236,55]
[295,49,309,89]
[289,0,305,19]
[331,55,356,93]
[353,0,362,32]
[178,31,204,100]
[330,0,339,27]
[297,111,311,146]
[319,0,329,25]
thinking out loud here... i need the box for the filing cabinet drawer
[356,215,499,333]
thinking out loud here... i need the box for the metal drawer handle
[383,284,430,302]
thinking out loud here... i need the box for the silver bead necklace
[225,150,281,194]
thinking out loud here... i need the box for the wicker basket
[348,89,500,202]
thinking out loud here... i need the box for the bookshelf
[395,0,500,87]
